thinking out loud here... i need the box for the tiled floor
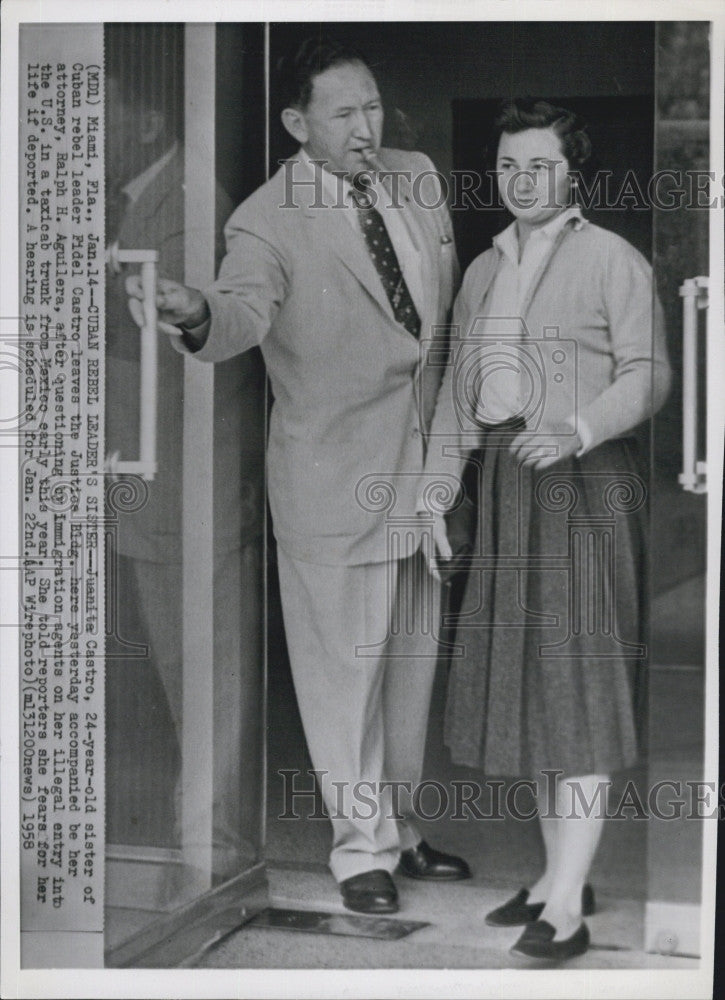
[236,580,707,974]
[198,863,699,970]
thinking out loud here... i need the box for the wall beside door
[269,22,655,178]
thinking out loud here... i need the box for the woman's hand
[508,419,583,469]
[432,513,453,561]
[417,511,453,581]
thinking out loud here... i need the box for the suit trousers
[276,545,441,882]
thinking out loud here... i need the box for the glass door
[103,22,268,966]
[644,21,711,959]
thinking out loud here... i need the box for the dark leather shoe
[486,884,595,926]
[398,840,471,881]
[511,919,590,962]
[340,869,399,914]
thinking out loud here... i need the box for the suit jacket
[184,149,460,566]
[422,219,671,501]
[106,150,265,562]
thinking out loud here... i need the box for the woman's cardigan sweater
[421,218,671,504]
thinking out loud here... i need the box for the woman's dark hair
[493,98,592,169]
[276,35,371,112]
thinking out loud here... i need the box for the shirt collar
[494,206,584,263]
[122,142,179,203]
[298,147,396,209]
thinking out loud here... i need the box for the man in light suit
[128,36,470,913]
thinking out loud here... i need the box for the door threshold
[249,905,429,941]
[105,862,269,968]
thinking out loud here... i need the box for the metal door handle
[106,247,159,481]
[678,276,708,494]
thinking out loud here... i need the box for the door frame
[105,22,270,965]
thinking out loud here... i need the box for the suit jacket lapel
[289,156,442,344]
[520,221,578,321]
[394,170,439,338]
[384,165,448,432]
[287,159,397,324]
[308,201,399,323]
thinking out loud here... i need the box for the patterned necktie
[350,177,421,338]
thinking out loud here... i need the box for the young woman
[423,99,671,962]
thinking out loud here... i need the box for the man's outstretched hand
[125,274,210,337]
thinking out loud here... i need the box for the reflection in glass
[103,23,266,961]
[646,20,708,953]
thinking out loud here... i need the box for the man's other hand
[125,274,210,336]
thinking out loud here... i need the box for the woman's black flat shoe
[485,884,595,927]
[510,919,590,962]
[486,888,544,926]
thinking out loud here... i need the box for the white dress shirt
[474,206,591,449]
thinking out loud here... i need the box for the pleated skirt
[443,435,648,779]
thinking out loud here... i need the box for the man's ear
[139,109,166,146]
[281,107,308,145]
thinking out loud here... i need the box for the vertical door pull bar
[678,275,708,494]
[106,247,160,480]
